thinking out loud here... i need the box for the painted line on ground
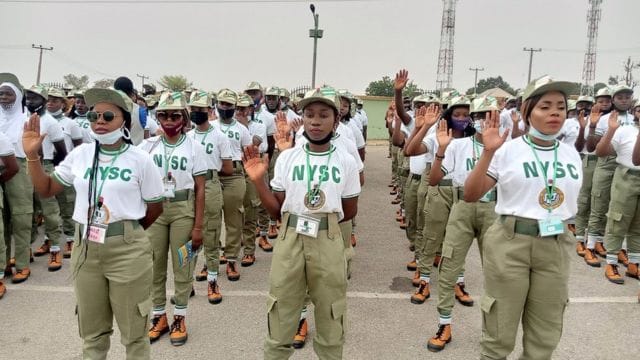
[5,284,638,303]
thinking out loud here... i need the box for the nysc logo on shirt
[292,164,341,183]
[522,161,579,180]
[83,166,132,181]
[153,154,188,171]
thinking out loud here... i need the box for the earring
[122,127,131,140]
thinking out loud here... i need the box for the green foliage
[63,74,89,89]
[158,75,192,92]
[365,76,422,97]
[93,78,114,89]
[466,76,514,95]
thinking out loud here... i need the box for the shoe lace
[417,281,427,294]
[49,252,57,263]
[611,265,620,276]
[228,261,236,272]
[435,325,447,339]
[150,316,163,330]
[208,280,218,293]
[171,316,184,332]
[296,319,306,335]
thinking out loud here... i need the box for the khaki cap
[25,85,48,99]
[245,81,262,92]
[279,88,291,99]
[264,86,280,96]
[567,99,577,111]
[47,87,66,99]
[0,72,22,90]
[237,94,253,107]
[522,75,574,102]
[217,88,238,105]
[595,87,611,98]
[470,96,498,113]
[576,95,594,104]
[298,86,340,112]
[144,95,158,107]
[85,88,133,114]
[448,95,471,108]
[157,91,187,111]
[188,89,211,108]
[611,84,633,97]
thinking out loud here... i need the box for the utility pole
[32,44,53,85]
[469,67,485,95]
[136,74,149,89]
[523,47,542,83]
[309,4,323,88]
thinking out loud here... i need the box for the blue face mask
[529,126,560,141]
[473,120,483,134]
[451,116,471,131]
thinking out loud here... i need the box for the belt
[500,215,563,237]
[438,179,452,186]
[43,159,54,165]
[580,153,598,161]
[232,160,243,168]
[81,220,138,238]
[205,170,218,180]
[287,214,329,231]
[627,168,640,176]
[457,188,497,202]
[167,189,190,202]
[411,174,422,181]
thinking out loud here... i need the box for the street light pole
[469,67,484,95]
[309,4,323,88]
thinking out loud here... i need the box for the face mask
[48,109,63,118]
[529,126,560,141]
[302,130,333,145]
[219,108,235,120]
[27,103,44,114]
[451,116,471,131]
[473,120,483,134]
[162,123,183,137]
[253,98,261,107]
[90,127,123,145]
[190,111,208,125]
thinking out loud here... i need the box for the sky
[1,0,639,95]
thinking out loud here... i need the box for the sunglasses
[87,111,118,122]
[156,112,184,122]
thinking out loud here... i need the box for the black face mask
[26,103,44,115]
[190,111,208,125]
[302,130,333,145]
[219,108,235,120]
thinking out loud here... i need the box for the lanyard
[92,145,125,215]
[471,136,482,162]
[305,144,333,199]
[220,120,235,134]
[527,135,558,213]
[162,135,181,176]
[197,127,214,145]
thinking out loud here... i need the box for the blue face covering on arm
[139,107,148,128]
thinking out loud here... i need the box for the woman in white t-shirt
[22,88,165,360]
[244,86,360,360]
[140,91,207,347]
[0,130,19,299]
[464,76,582,359]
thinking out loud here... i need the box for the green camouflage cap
[73,89,86,98]
[237,94,253,107]
[144,95,158,107]
[338,89,354,101]
[412,94,433,105]
[298,86,340,112]
[279,88,291,99]
[611,84,633,97]
[217,88,238,105]
[264,86,280,96]
[522,75,574,102]
[47,87,66,99]
[470,96,498,114]
[567,99,577,111]
[157,91,187,111]
[245,81,262,92]
[448,95,471,108]
[85,88,133,114]
[188,89,211,108]
[26,84,48,99]
[595,87,611,98]
[0,72,22,90]
[576,95,594,104]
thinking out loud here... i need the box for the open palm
[482,110,509,152]
[22,113,45,159]
[242,145,268,183]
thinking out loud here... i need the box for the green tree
[593,82,608,93]
[608,76,619,86]
[366,76,422,97]
[466,76,515,95]
[63,74,90,89]
[93,78,114,88]
[158,75,192,92]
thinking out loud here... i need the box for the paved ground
[1,144,639,360]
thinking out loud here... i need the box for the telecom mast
[581,0,603,96]
[435,0,458,92]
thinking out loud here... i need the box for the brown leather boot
[390,187,398,196]
[411,280,430,304]
[258,236,273,252]
[605,264,625,284]
[406,259,417,271]
[391,197,401,205]
[625,263,639,279]
[618,249,629,267]
[350,233,357,247]
[48,251,62,272]
[195,265,208,282]
[149,313,169,343]
[63,241,73,259]
[34,240,51,257]
[219,254,227,265]
[226,261,240,281]
[399,217,407,229]
[267,223,278,239]
[0,280,6,299]
[576,241,586,257]
[241,254,256,267]
[292,318,308,349]
[169,315,188,346]
[412,270,421,287]
[11,268,30,284]
[433,255,442,268]
[427,324,452,352]
[396,212,403,222]
[454,283,474,306]
[207,279,222,304]
[594,242,607,257]
[583,248,601,267]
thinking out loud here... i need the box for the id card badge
[163,178,176,198]
[87,223,108,244]
[295,215,320,238]
[538,215,565,237]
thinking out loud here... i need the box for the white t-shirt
[441,136,486,187]
[56,115,83,152]
[74,114,93,143]
[187,126,232,171]
[256,110,277,136]
[409,154,428,175]
[356,109,368,127]
[145,113,159,135]
[487,136,582,221]
[610,125,640,170]
[38,114,66,160]
[594,111,635,137]
[285,108,301,125]
[248,120,268,154]
[295,132,364,173]
[499,108,524,141]
[421,128,440,166]
[342,119,366,149]
[350,114,363,133]
[138,134,209,191]
[0,131,15,167]
[211,119,252,161]
[558,117,580,147]
[52,143,164,226]
[271,145,360,221]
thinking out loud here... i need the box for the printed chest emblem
[304,185,326,210]
[538,187,565,210]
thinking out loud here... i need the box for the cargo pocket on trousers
[132,298,152,340]
[75,305,83,338]
[331,298,347,338]
[266,294,281,339]
[480,295,498,340]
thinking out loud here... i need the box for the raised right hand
[274,111,293,150]
[22,113,46,159]
[436,119,453,149]
[242,145,268,182]
[589,104,602,126]
[482,110,509,152]
[394,69,409,91]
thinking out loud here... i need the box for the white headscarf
[0,82,27,150]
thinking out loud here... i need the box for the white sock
[173,306,187,317]
[208,271,218,283]
[152,308,166,317]
[299,306,308,321]
[420,274,430,283]
[456,275,464,284]
[50,245,61,252]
